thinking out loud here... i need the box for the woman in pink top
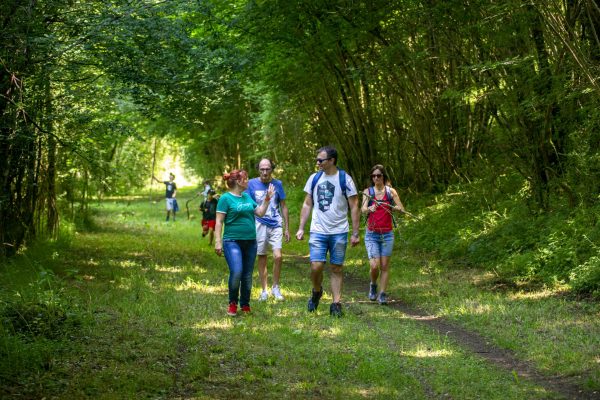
[361,164,405,304]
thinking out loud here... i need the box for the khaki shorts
[255,223,283,255]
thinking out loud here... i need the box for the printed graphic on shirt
[253,190,277,218]
[236,202,255,212]
[317,181,335,212]
[165,182,176,198]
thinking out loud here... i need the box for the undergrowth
[402,173,600,298]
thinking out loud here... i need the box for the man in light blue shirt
[246,158,290,301]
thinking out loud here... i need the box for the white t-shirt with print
[303,170,358,234]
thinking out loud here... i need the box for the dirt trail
[285,254,598,400]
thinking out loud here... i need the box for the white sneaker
[271,286,284,301]
[258,290,269,301]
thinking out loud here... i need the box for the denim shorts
[364,230,395,259]
[309,232,348,265]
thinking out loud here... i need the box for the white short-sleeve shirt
[303,170,357,234]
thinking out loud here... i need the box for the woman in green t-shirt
[215,169,275,316]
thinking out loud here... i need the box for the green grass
[0,186,598,399]
[389,255,600,391]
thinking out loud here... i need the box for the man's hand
[296,229,305,240]
[351,233,360,247]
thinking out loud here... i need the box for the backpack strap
[338,169,347,199]
[310,171,324,198]
[311,169,348,199]
[369,186,395,206]
[385,186,395,206]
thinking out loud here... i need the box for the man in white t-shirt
[296,146,360,317]
[153,173,177,221]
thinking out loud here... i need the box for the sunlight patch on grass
[268,306,297,318]
[113,260,140,269]
[154,266,181,273]
[175,278,223,294]
[355,388,376,397]
[317,325,343,338]
[345,258,366,267]
[85,258,100,267]
[456,299,493,315]
[403,346,453,358]
[470,271,497,285]
[195,319,235,331]
[350,385,396,398]
[430,201,453,211]
[509,290,555,300]
[151,264,190,272]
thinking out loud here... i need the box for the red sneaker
[241,305,251,313]
[227,302,237,316]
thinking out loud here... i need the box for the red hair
[223,169,248,188]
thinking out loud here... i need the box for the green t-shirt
[216,192,258,240]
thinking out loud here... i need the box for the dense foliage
[2,0,600,293]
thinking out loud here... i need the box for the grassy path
[1,194,599,399]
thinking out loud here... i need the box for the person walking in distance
[296,146,360,317]
[153,173,177,221]
[214,169,275,316]
[361,164,405,305]
[246,158,290,301]
[200,189,218,246]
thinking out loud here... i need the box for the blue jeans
[223,239,257,306]
[308,232,348,265]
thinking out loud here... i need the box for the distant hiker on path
[296,146,360,317]
[246,158,290,302]
[214,169,275,316]
[361,164,405,305]
[153,173,178,221]
[200,180,212,200]
[200,189,218,246]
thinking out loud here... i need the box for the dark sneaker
[368,283,378,301]
[378,292,388,305]
[329,302,343,317]
[307,288,323,312]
